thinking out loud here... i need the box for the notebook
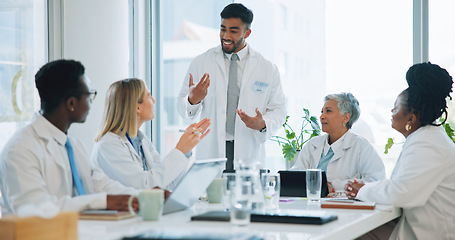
[163,158,226,214]
[321,199,376,210]
[191,210,338,225]
[79,210,134,220]
[278,170,330,197]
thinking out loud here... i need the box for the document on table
[321,198,376,210]
[79,210,135,220]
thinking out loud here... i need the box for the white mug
[206,178,225,203]
[128,189,164,221]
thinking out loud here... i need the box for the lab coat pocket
[251,81,269,93]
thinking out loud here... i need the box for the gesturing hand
[236,108,266,131]
[188,73,210,105]
[176,118,211,154]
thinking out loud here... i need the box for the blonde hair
[95,78,145,142]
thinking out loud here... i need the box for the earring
[405,124,412,131]
[71,108,74,112]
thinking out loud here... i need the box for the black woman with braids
[345,62,455,239]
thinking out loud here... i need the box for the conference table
[78,198,401,240]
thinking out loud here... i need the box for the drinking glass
[306,169,322,202]
[261,173,280,210]
[230,180,252,226]
[221,172,236,209]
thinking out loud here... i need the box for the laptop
[163,158,226,214]
[278,170,329,197]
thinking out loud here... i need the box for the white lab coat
[291,130,386,191]
[91,131,190,190]
[177,45,286,166]
[0,114,138,215]
[357,125,455,239]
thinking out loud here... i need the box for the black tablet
[278,170,330,197]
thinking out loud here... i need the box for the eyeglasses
[74,90,97,102]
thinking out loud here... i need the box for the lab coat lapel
[214,46,227,84]
[30,116,71,188]
[331,132,352,163]
[214,46,228,155]
[310,135,327,169]
[240,47,258,90]
[123,136,142,165]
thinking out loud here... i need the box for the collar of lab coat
[32,113,67,148]
[117,131,148,166]
[310,130,355,163]
[30,113,71,171]
[214,44,259,82]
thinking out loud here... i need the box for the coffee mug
[128,189,164,221]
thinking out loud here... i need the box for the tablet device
[191,210,338,225]
[278,170,329,197]
[163,158,226,214]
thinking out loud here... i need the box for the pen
[179,129,203,134]
[81,210,118,215]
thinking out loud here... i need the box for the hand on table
[107,194,137,211]
[344,180,365,199]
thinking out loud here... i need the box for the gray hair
[324,92,360,129]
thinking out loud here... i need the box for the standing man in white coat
[0,59,138,215]
[177,3,286,171]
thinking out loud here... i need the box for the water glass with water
[306,169,322,202]
[230,180,252,226]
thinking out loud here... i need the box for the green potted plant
[271,108,321,166]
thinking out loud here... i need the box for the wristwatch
[260,126,267,133]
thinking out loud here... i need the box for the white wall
[62,0,130,152]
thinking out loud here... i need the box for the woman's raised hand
[175,118,211,154]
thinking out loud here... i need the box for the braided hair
[403,62,453,126]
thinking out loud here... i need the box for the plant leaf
[286,132,296,140]
[282,143,297,161]
[384,138,394,154]
[303,108,310,119]
[309,116,320,131]
[443,122,455,143]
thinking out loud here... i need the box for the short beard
[221,39,243,54]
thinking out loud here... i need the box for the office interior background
[0,0,454,182]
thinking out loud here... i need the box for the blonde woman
[91,78,210,190]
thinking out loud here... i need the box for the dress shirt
[223,45,249,140]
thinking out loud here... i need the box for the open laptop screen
[163,158,226,214]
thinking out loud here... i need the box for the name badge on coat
[252,81,269,93]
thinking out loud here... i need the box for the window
[154,0,417,176]
[429,0,455,125]
[158,0,231,155]
[0,0,47,152]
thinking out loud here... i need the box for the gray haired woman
[292,92,385,192]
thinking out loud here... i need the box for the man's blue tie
[317,147,334,172]
[65,138,86,196]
